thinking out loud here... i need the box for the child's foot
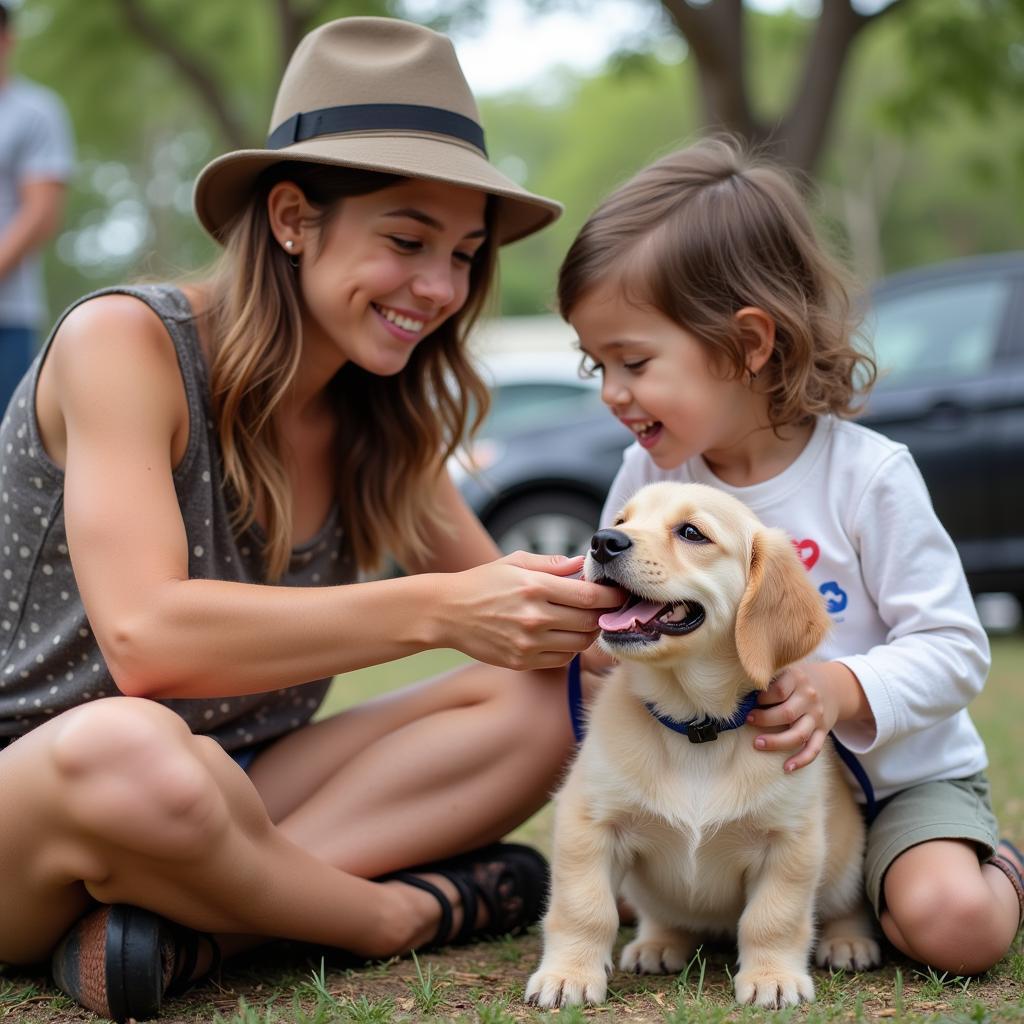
[988,838,1024,930]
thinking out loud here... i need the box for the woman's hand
[438,552,625,671]
[581,643,617,677]
[746,661,866,772]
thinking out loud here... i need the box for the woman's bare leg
[250,661,573,874]
[0,662,573,965]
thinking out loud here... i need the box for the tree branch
[661,0,760,138]
[115,0,249,149]
[776,0,909,174]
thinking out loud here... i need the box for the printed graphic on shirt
[791,537,848,619]
[793,538,820,571]
[819,580,848,615]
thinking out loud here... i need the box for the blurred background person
[0,0,74,413]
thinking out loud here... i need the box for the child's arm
[748,448,989,771]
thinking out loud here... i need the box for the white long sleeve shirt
[601,416,991,801]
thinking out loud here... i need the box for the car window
[865,277,1012,387]
[483,383,602,437]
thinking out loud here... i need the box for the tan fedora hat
[193,17,562,246]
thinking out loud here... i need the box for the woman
[0,17,622,1021]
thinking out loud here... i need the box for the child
[560,137,1023,975]
[0,17,625,1022]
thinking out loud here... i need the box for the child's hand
[745,661,860,772]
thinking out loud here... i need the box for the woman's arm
[47,298,619,700]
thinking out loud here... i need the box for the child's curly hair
[558,137,876,427]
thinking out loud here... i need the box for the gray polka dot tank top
[0,284,356,749]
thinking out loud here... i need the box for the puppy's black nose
[590,528,632,564]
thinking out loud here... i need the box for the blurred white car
[450,348,610,556]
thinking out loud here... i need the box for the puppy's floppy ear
[734,528,830,688]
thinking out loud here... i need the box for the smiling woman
[0,16,631,1024]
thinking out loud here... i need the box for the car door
[860,258,1024,592]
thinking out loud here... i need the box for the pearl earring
[284,239,294,250]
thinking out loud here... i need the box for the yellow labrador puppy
[526,482,879,1010]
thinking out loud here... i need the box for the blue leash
[566,654,878,821]
[830,734,878,823]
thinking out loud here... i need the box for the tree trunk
[661,0,907,177]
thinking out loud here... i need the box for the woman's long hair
[202,161,495,580]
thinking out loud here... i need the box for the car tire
[485,491,603,558]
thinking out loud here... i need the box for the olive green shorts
[864,771,999,916]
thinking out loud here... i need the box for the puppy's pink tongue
[599,600,664,631]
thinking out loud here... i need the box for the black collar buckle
[688,721,719,744]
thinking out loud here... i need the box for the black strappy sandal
[50,903,221,1022]
[384,841,549,949]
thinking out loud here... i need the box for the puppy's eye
[677,523,709,544]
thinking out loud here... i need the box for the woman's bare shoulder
[38,292,190,465]
[50,292,178,366]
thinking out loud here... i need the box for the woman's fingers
[501,550,586,577]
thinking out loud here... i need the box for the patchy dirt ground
[3,930,1022,1024]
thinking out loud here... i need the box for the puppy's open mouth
[597,593,705,640]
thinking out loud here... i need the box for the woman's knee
[50,697,231,861]
[493,665,573,739]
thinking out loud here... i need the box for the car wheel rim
[497,513,596,558]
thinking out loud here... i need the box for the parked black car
[459,252,1024,600]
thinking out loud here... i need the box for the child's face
[570,281,755,471]
[296,178,487,378]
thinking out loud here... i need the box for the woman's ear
[734,527,831,687]
[266,182,314,254]
[734,307,775,378]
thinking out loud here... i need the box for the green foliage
[10,0,1024,323]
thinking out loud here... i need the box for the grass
[3,637,1022,1023]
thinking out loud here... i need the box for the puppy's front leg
[734,824,823,1008]
[525,784,621,1009]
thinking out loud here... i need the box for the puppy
[526,481,880,1009]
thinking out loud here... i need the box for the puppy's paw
[525,962,608,1008]
[619,937,691,975]
[815,935,882,971]
[734,968,815,1008]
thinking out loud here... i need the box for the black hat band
[267,102,487,155]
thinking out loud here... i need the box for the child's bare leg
[881,839,1022,975]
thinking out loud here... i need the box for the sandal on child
[987,838,1024,929]
[384,841,549,949]
[50,903,221,1022]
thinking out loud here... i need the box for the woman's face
[296,178,488,377]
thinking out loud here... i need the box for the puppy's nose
[590,528,632,564]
